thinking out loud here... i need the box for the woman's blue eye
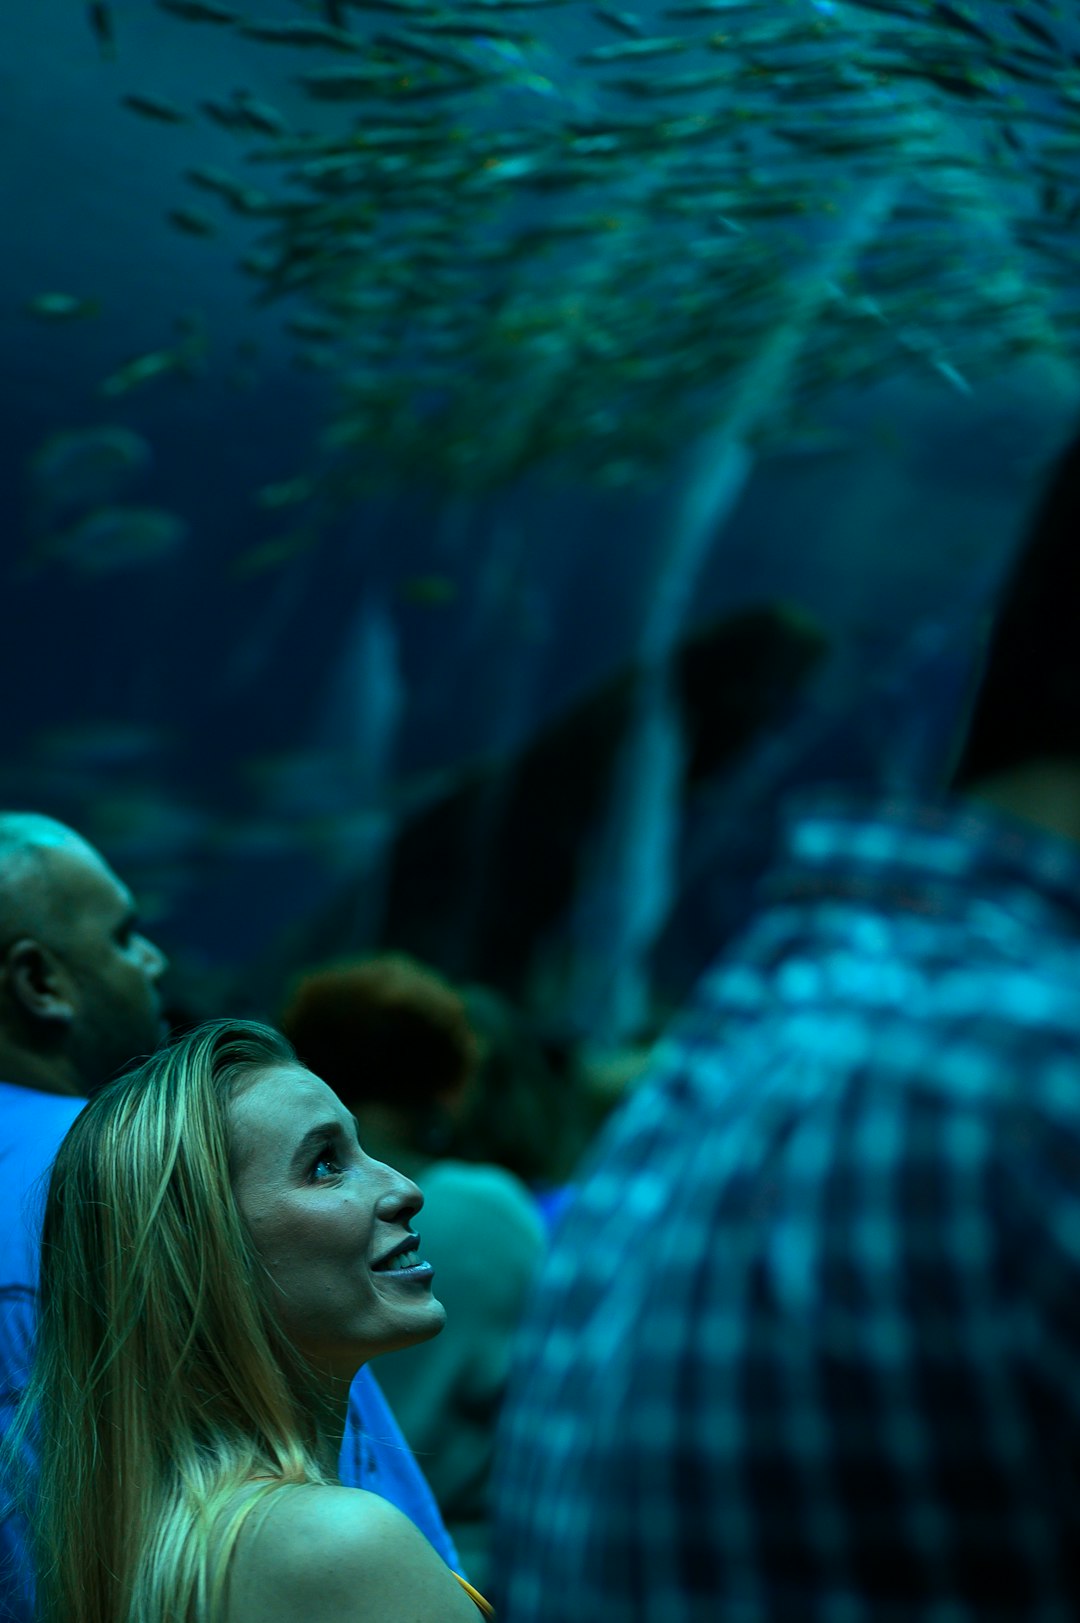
[310,1148,342,1181]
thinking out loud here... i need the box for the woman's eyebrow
[290,1121,343,1171]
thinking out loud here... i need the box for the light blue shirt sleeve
[0,1084,85,1623]
[340,1364,464,1576]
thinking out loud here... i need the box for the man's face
[39,840,169,1091]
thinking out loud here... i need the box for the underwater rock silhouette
[258,600,828,1008]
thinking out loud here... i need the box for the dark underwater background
[5,0,1079,1042]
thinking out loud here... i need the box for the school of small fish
[29,0,1080,527]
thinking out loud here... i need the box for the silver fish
[121,92,189,123]
[25,292,101,321]
[593,7,645,34]
[42,507,190,574]
[87,3,116,58]
[167,206,218,236]
[156,0,237,19]
[238,19,362,50]
[579,35,692,63]
[30,427,152,510]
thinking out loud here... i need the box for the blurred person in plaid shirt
[492,423,1080,1622]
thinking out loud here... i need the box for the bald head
[0,813,82,853]
[0,815,100,944]
[0,812,169,1097]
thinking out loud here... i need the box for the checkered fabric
[492,791,1080,1623]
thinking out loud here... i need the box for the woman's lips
[377,1259,434,1284]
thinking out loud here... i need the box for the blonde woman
[3,1020,492,1623]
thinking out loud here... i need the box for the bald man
[0,813,169,1099]
[0,814,168,1620]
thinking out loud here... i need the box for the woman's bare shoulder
[226,1483,479,1623]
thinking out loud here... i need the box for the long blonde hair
[5,1019,334,1623]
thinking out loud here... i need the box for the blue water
[2,0,1077,1026]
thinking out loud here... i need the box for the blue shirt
[493,791,1080,1622]
[0,1084,82,1623]
[343,1368,461,1571]
[0,1084,458,1622]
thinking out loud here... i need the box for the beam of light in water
[568,176,903,1040]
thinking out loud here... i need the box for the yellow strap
[453,1573,496,1618]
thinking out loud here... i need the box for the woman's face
[230,1064,446,1379]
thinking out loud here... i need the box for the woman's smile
[369,1233,434,1283]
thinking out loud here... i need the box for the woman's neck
[296,1366,355,1478]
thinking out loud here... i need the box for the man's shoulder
[558,943,1080,1257]
[0,1081,84,1142]
[0,1083,83,1243]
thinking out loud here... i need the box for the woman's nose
[374,1166,424,1222]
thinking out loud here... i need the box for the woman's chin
[380,1298,448,1358]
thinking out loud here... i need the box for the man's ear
[2,938,75,1026]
